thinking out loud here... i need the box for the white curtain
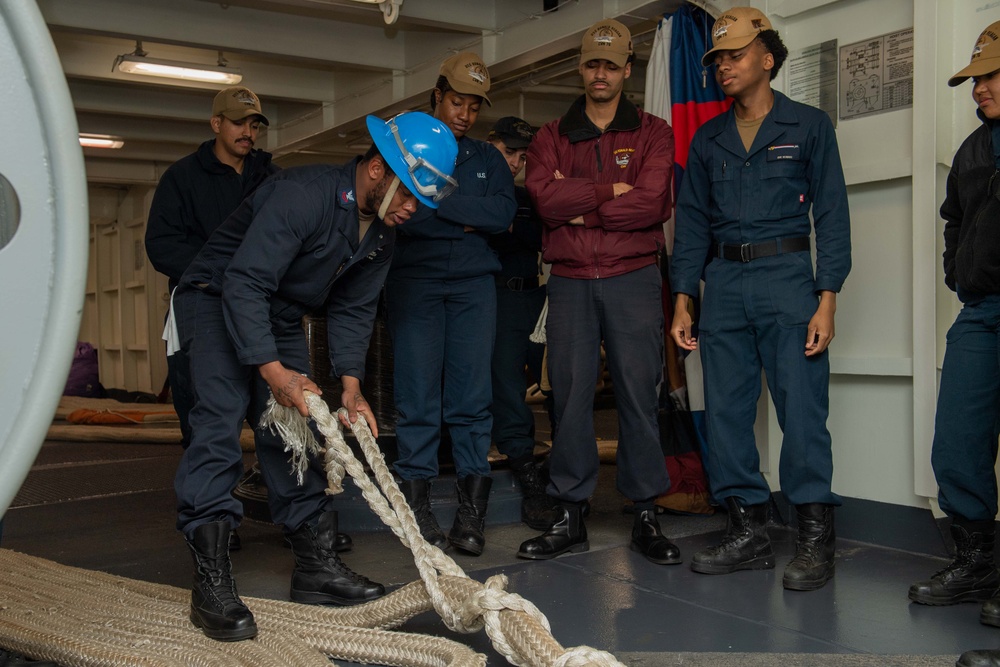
[643,15,673,124]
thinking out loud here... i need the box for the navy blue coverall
[386,136,516,480]
[174,159,393,537]
[671,91,852,507]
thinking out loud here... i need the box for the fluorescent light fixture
[113,42,242,85]
[79,133,124,149]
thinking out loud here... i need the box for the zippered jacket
[525,95,673,279]
[941,112,1000,298]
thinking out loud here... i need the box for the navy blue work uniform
[174,160,393,537]
[146,140,277,445]
[932,117,1000,523]
[489,185,545,466]
[671,91,851,507]
[386,136,516,480]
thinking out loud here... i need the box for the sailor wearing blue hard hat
[171,110,457,643]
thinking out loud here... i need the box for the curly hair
[755,30,788,80]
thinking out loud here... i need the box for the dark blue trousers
[545,265,670,503]
[166,346,194,447]
[386,274,496,480]
[173,290,332,538]
[491,284,546,464]
[933,295,1000,522]
[699,253,839,507]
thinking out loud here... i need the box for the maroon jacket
[526,95,673,279]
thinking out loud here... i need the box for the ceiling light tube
[114,53,242,85]
[79,133,124,149]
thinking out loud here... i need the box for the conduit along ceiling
[40,0,698,183]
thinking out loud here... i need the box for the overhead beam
[268,0,677,154]
[53,31,366,112]
[197,0,515,33]
[40,0,411,70]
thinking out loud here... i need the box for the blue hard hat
[365,111,459,209]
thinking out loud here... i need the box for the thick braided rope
[263,392,628,667]
[263,399,344,492]
[263,395,468,632]
[0,548,487,667]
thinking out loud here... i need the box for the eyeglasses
[389,119,458,202]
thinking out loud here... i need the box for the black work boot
[783,503,836,591]
[983,595,1000,627]
[958,649,1000,667]
[909,521,1000,605]
[186,520,257,641]
[399,478,448,548]
[690,497,774,574]
[512,461,560,530]
[517,501,589,560]
[287,511,385,606]
[283,531,352,552]
[630,508,682,565]
[449,475,493,555]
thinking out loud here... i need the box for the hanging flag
[669,3,732,190]
[644,13,673,123]
[655,3,731,516]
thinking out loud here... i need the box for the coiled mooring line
[0,391,628,667]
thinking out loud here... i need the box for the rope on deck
[0,391,627,667]
[261,392,626,667]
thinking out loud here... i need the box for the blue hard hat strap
[388,118,458,202]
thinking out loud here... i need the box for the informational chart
[839,27,913,120]
[788,39,839,126]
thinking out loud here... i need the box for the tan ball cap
[212,87,269,126]
[949,21,1000,87]
[701,7,772,67]
[440,52,492,106]
[580,19,633,67]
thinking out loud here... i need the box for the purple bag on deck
[63,341,101,397]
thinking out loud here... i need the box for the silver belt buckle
[739,243,751,263]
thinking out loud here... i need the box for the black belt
[495,276,539,291]
[713,236,810,263]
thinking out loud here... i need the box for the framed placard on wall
[839,27,914,120]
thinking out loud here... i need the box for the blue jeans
[386,274,496,479]
[545,265,670,503]
[933,295,1000,522]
